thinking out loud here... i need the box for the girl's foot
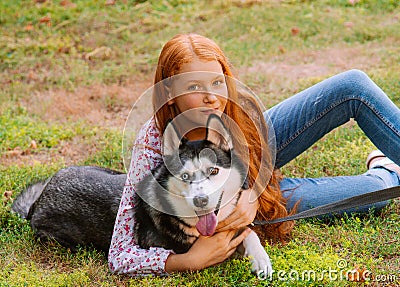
[366,150,400,177]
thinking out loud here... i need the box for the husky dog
[11,115,272,275]
[12,166,126,252]
[133,115,272,274]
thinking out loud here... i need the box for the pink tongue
[196,213,217,236]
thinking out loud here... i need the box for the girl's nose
[204,93,218,103]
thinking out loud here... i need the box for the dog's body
[12,166,125,252]
[12,115,272,275]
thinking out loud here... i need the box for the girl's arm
[108,118,174,276]
[109,175,251,276]
[108,118,252,276]
[165,228,252,273]
[216,188,259,232]
[108,180,174,276]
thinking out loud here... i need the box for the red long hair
[152,33,293,240]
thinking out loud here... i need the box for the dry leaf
[85,46,112,60]
[39,15,51,23]
[60,0,77,8]
[3,191,12,199]
[232,0,262,8]
[3,191,12,205]
[27,70,38,82]
[291,26,300,36]
[24,23,34,31]
[39,15,52,27]
[345,266,371,282]
[3,191,13,205]
[30,140,37,149]
[5,147,23,158]
[58,46,71,54]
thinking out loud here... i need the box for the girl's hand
[216,188,259,232]
[165,228,251,272]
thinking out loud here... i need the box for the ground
[2,43,382,168]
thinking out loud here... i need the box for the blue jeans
[264,69,400,213]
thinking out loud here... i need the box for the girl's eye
[212,80,224,86]
[188,84,201,91]
[181,173,190,181]
[208,167,219,175]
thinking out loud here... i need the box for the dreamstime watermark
[257,259,398,283]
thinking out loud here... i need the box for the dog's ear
[206,114,233,150]
[162,120,182,156]
[241,176,249,190]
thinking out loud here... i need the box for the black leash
[252,185,400,226]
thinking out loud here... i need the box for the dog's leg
[239,230,273,276]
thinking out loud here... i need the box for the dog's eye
[181,173,190,181]
[208,167,219,175]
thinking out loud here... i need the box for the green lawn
[1,0,399,286]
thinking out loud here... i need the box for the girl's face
[168,58,228,139]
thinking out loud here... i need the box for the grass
[1,0,400,286]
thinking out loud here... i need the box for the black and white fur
[12,166,125,252]
[11,115,272,275]
[134,115,272,274]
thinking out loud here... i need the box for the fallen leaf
[344,266,371,282]
[60,0,77,8]
[39,15,51,23]
[85,46,112,60]
[3,191,13,205]
[3,191,12,198]
[58,46,71,54]
[3,191,12,200]
[5,147,23,158]
[24,23,34,31]
[27,70,37,82]
[34,0,47,3]
[232,0,262,8]
[291,26,300,36]
[39,15,52,27]
[30,140,37,149]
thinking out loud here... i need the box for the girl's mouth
[201,108,219,115]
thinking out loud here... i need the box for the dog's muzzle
[193,194,209,208]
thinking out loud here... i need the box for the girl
[108,33,400,276]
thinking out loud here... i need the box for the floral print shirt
[108,117,175,276]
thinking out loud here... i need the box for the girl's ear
[162,120,181,155]
[206,114,233,151]
[164,84,174,105]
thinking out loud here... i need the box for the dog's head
[162,114,248,236]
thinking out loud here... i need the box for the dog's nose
[193,194,209,208]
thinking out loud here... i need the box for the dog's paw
[241,230,273,276]
[249,251,273,276]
